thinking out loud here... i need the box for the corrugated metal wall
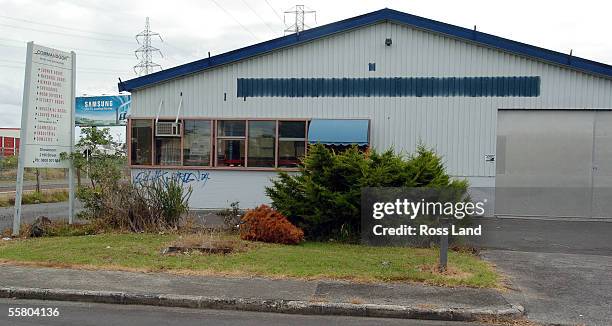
[131,21,612,180]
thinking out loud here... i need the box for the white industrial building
[119,8,612,218]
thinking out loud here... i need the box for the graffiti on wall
[132,170,211,188]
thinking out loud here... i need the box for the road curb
[0,286,524,321]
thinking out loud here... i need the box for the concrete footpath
[0,264,522,322]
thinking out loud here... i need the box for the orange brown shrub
[240,205,304,245]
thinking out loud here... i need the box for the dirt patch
[418,264,473,280]
[167,233,257,255]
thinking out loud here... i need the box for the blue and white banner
[75,95,131,126]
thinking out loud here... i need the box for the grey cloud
[0,103,21,127]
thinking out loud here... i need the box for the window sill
[129,165,300,172]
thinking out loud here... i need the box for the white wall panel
[131,169,277,209]
[131,21,612,180]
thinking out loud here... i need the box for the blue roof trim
[118,8,612,92]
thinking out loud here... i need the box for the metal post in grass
[439,219,449,272]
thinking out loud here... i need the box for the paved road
[0,299,481,326]
[0,180,69,193]
[472,218,612,326]
[483,250,611,326]
[0,201,83,232]
[470,217,612,255]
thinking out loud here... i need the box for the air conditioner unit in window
[156,121,181,137]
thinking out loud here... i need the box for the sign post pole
[68,51,76,224]
[12,42,34,236]
[439,218,449,272]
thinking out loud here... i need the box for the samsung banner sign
[75,95,131,126]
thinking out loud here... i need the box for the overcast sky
[1,0,611,129]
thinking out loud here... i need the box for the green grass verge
[0,190,69,207]
[0,233,498,287]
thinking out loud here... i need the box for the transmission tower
[134,17,164,76]
[284,5,316,35]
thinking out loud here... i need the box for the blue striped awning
[308,119,369,145]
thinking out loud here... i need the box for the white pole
[13,42,34,236]
[68,51,76,224]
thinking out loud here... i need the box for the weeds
[78,177,192,233]
[2,218,103,238]
[0,190,69,207]
[217,201,242,232]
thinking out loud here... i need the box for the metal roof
[118,8,612,92]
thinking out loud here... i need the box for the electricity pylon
[134,17,163,76]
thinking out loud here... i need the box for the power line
[0,23,133,45]
[263,0,284,23]
[0,37,133,57]
[0,42,133,60]
[0,59,127,72]
[238,0,278,35]
[0,62,127,75]
[0,14,130,39]
[0,14,201,64]
[209,0,260,41]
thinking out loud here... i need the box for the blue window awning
[308,119,369,146]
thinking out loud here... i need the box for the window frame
[129,118,155,166]
[277,120,308,168]
[182,119,214,167]
[215,120,247,167]
[246,120,277,168]
[128,117,368,171]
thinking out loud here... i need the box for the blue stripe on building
[237,76,540,98]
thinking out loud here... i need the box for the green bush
[144,177,193,229]
[0,155,18,170]
[266,144,469,241]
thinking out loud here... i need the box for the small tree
[62,127,125,189]
[266,144,469,241]
[61,127,126,220]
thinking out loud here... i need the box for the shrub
[63,127,192,232]
[266,144,469,241]
[0,155,18,170]
[240,205,304,245]
[78,178,192,232]
[144,177,192,228]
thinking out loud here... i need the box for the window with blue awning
[307,119,369,146]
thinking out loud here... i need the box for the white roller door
[495,110,612,218]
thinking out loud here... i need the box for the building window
[129,118,316,169]
[216,120,246,167]
[278,121,306,167]
[183,120,211,166]
[248,120,276,167]
[131,119,153,165]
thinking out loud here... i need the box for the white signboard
[13,42,76,235]
[21,43,74,168]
